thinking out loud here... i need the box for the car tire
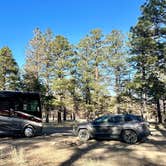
[23,126,35,138]
[78,129,90,142]
[122,130,138,144]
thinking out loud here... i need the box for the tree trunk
[95,66,99,80]
[163,100,165,114]
[141,93,147,120]
[45,111,49,123]
[63,106,67,121]
[115,69,120,114]
[73,98,78,120]
[2,67,6,90]
[57,111,62,123]
[116,96,120,114]
[141,63,148,120]
[58,93,63,123]
[156,98,162,123]
[85,85,91,105]
[140,103,144,119]
[72,113,76,121]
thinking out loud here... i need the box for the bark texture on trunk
[45,112,49,123]
[141,93,147,120]
[156,98,162,123]
[95,66,99,80]
[63,107,67,121]
[57,111,62,123]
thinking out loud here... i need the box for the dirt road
[0,123,166,166]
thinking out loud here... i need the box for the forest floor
[0,122,166,166]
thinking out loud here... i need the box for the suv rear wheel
[122,130,138,144]
[78,129,90,142]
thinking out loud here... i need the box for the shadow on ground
[59,140,164,166]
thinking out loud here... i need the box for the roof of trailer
[0,91,40,98]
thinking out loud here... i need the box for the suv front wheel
[24,126,35,137]
[78,129,90,142]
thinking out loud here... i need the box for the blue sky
[0,0,145,67]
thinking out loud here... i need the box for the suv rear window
[125,115,143,122]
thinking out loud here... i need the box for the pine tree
[129,0,166,122]
[77,35,93,107]
[67,49,81,120]
[143,0,166,123]
[105,30,128,113]
[51,35,74,123]
[25,28,43,79]
[0,47,19,90]
[40,29,54,123]
[77,29,109,118]
[25,28,54,123]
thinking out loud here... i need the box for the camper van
[0,91,42,137]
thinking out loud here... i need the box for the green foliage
[129,0,166,122]
[51,35,74,108]
[105,30,129,113]
[25,28,43,78]
[76,29,127,117]
[129,0,166,98]
[0,47,20,90]
[21,71,44,92]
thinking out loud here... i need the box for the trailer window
[23,100,40,112]
[0,100,10,117]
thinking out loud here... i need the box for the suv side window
[108,117,114,123]
[124,115,133,122]
[108,116,123,123]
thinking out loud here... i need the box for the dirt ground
[0,123,166,166]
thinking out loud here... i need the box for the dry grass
[10,148,28,166]
[75,159,111,166]
[0,140,75,166]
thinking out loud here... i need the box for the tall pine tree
[51,35,74,123]
[129,0,166,122]
[0,47,19,90]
